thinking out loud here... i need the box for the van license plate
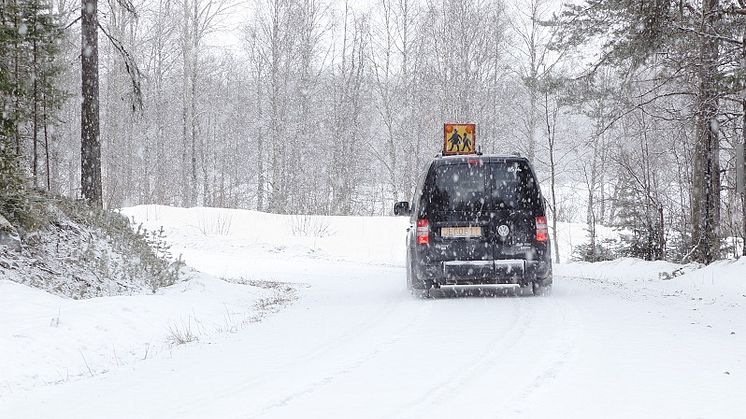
[441,226,481,238]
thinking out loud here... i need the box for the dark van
[394,154,552,295]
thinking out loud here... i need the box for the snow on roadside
[557,257,746,307]
[0,271,291,396]
[556,257,694,282]
[663,258,746,304]
[120,205,411,267]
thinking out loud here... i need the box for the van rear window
[487,161,541,211]
[421,161,541,213]
[427,163,487,212]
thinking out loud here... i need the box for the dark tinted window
[423,162,486,212]
[487,161,541,211]
[421,160,541,213]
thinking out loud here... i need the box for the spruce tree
[614,179,663,261]
[0,0,65,226]
[554,0,735,263]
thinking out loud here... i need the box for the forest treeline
[1,0,745,264]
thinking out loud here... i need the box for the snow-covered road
[2,206,744,418]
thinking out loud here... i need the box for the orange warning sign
[443,123,476,155]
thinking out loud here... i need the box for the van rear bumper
[418,259,551,286]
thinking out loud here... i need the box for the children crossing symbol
[443,123,476,155]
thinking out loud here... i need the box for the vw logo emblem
[497,225,510,237]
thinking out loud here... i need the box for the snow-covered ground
[2,205,745,418]
[0,270,295,394]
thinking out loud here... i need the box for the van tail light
[535,216,548,242]
[416,219,430,245]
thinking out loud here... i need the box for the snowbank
[121,205,411,267]
[556,257,693,282]
[0,272,289,395]
[664,258,746,303]
[0,200,180,299]
[558,257,746,307]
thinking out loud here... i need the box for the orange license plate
[440,226,481,238]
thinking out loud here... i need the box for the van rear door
[421,159,494,278]
[484,160,543,265]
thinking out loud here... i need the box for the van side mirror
[393,201,410,216]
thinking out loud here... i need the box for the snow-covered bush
[57,199,184,294]
[571,237,621,262]
[0,142,47,230]
[0,196,183,298]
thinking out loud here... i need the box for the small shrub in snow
[167,320,199,346]
[134,225,185,292]
[49,309,61,327]
[196,210,232,236]
[572,238,620,262]
[291,214,333,238]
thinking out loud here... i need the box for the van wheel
[531,282,552,296]
[411,289,432,299]
[406,259,413,291]
[408,261,432,291]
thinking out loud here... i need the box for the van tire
[532,282,552,296]
[407,260,431,291]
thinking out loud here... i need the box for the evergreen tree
[614,179,663,261]
[553,0,739,264]
[1,0,65,226]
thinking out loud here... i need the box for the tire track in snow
[392,295,532,419]
[172,284,417,416]
[250,292,435,418]
[498,288,582,418]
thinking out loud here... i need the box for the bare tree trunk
[400,0,414,197]
[659,206,666,260]
[32,38,39,187]
[12,0,20,158]
[742,32,746,257]
[598,168,605,224]
[544,90,560,263]
[126,15,136,202]
[81,0,102,206]
[43,97,51,191]
[152,0,168,204]
[190,0,199,205]
[528,87,537,162]
[256,65,264,211]
[181,0,192,206]
[528,0,539,163]
[691,0,721,263]
[268,0,282,212]
[586,131,600,260]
